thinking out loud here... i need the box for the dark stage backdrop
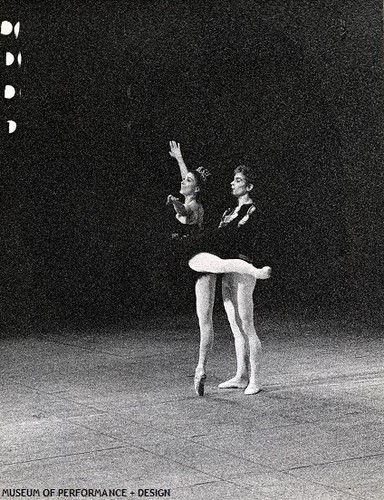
[1,0,383,330]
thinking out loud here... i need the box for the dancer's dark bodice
[215,203,258,262]
[171,219,202,240]
[182,203,270,266]
[211,203,262,263]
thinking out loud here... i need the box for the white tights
[194,272,262,395]
[221,273,262,394]
[195,273,217,375]
[189,252,270,280]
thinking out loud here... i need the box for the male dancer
[190,164,270,395]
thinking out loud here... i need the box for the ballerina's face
[180,172,200,197]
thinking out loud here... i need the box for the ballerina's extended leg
[189,253,271,280]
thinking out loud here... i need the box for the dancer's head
[231,165,256,198]
[180,167,211,200]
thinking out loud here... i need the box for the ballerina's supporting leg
[189,252,271,280]
[194,273,217,396]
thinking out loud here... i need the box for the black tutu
[170,222,205,272]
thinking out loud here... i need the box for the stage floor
[1,311,383,499]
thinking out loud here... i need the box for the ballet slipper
[218,377,248,389]
[194,369,207,396]
[244,383,262,395]
[256,266,272,280]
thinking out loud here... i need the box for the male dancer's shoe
[218,377,248,390]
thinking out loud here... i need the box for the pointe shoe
[257,266,272,280]
[194,370,207,396]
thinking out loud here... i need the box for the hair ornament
[195,167,212,182]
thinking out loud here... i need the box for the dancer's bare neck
[237,194,253,207]
[184,194,197,205]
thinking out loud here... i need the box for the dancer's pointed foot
[254,266,272,280]
[244,383,262,395]
[194,369,207,396]
[218,377,248,389]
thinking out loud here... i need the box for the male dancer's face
[231,173,251,198]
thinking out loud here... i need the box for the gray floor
[1,311,383,500]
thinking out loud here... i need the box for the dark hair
[234,164,256,188]
[188,167,211,202]
[189,167,211,190]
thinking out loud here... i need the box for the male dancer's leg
[219,273,249,389]
[236,273,262,395]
